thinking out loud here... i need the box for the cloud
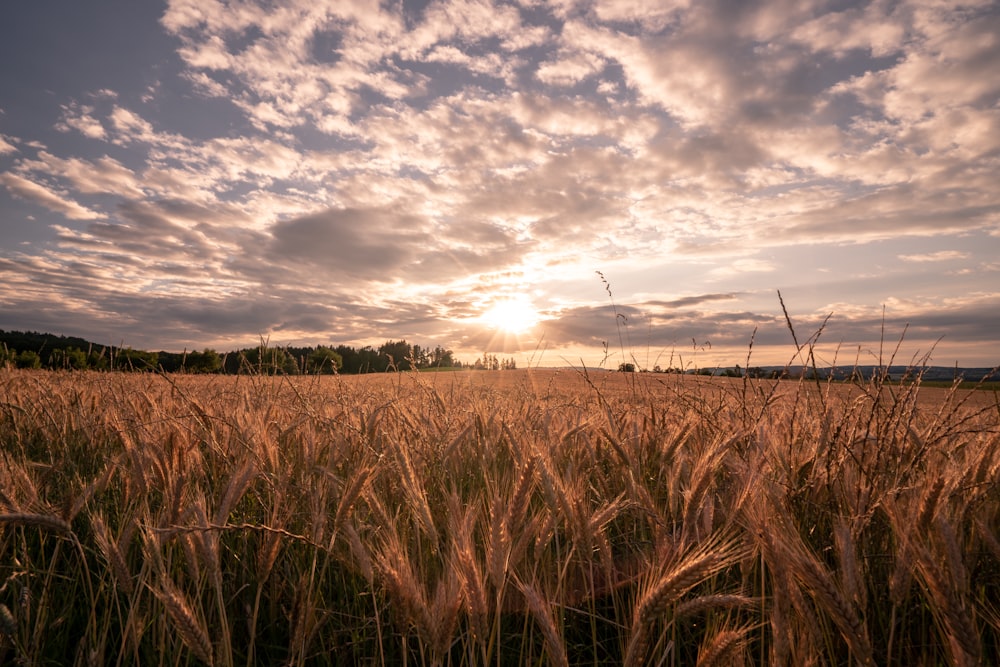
[18,152,144,198]
[55,103,107,140]
[535,50,605,86]
[266,207,431,281]
[3,0,1000,365]
[649,293,739,309]
[0,172,103,220]
[898,251,970,263]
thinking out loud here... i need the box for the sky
[1,0,999,370]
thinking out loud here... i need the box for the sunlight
[480,296,540,334]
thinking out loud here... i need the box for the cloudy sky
[2,0,998,369]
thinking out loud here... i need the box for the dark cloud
[648,293,739,309]
[267,207,430,280]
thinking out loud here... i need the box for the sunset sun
[480,296,540,334]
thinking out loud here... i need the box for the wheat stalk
[0,512,72,534]
[696,625,750,667]
[153,581,214,666]
[91,514,134,596]
[625,538,740,665]
[675,594,756,619]
[0,603,16,637]
[519,581,569,667]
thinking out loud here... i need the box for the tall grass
[0,363,997,665]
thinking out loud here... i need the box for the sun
[480,296,540,334]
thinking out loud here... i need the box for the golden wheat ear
[152,581,214,667]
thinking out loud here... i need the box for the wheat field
[0,366,998,665]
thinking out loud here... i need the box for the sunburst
[479,296,540,334]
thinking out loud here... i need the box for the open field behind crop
[1,368,998,665]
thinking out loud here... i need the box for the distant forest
[0,330,514,374]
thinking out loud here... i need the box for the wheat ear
[154,582,214,666]
[696,626,749,667]
[0,512,72,534]
[520,581,569,667]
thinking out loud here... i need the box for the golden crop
[0,368,997,665]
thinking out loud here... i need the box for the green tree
[307,346,343,374]
[410,344,430,369]
[113,348,158,371]
[87,348,109,370]
[378,340,412,371]
[185,349,222,373]
[15,350,42,369]
[50,347,87,369]
[429,345,456,368]
[241,344,298,375]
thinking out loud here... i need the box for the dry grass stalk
[503,457,535,545]
[917,475,947,531]
[426,571,463,664]
[374,529,432,636]
[486,489,511,589]
[638,546,734,620]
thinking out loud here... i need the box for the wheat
[2,363,998,665]
[212,459,256,526]
[329,463,372,543]
[0,603,15,636]
[674,593,756,619]
[344,521,373,582]
[783,542,874,667]
[696,626,749,667]
[449,495,489,637]
[154,581,214,666]
[637,546,733,620]
[91,514,133,596]
[520,581,569,667]
[625,539,740,665]
[0,512,73,534]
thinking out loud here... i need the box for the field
[1,367,998,665]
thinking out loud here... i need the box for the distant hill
[697,364,1000,383]
[2,329,996,380]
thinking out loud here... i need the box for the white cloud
[0,135,16,154]
[108,106,158,143]
[18,152,144,199]
[0,173,103,220]
[535,51,605,86]
[56,104,107,140]
[790,3,906,57]
[898,250,970,262]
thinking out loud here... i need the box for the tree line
[0,330,520,375]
